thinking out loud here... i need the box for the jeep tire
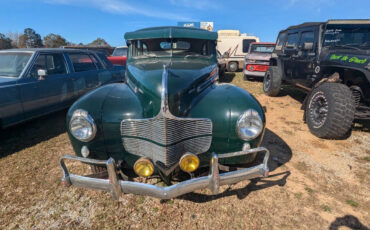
[228,62,238,72]
[305,83,355,139]
[263,66,282,96]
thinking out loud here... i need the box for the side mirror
[37,69,47,80]
[302,42,313,50]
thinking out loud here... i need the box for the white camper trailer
[217,30,260,72]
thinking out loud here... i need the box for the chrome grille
[121,113,212,167]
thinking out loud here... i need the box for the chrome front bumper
[60,147,270,200]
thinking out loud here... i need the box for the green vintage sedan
[60,27,270,200]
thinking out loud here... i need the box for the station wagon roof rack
[124,26,218,41]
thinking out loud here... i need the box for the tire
[90,165,107,174]
[305,83,355,139]
[263,66,282,96]
[228,62,238,72]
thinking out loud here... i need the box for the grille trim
[120,65,213,171]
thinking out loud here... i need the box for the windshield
[323,24,370,47]
[130,38,215,59]
[249,44,275,53]
[112,47,128,56]
[0,52,32,77]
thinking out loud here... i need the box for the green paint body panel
[124,26,218,41]
[67,26,266,173]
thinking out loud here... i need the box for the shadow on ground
[219,72,236,83]
[329,215,369,230]
[178,129,292,203]
[0,109,67,158]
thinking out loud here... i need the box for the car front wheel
[306,83,355,139]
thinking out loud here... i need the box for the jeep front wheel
[263,66,282,96]
[306,83,355,139]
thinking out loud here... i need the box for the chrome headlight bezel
[236,109,263,141]
[69,109,97,142]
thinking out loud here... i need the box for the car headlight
[236,109,263,141]
[69,109,97,142]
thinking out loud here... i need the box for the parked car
[243,42,275,80]
[60,26,270,200]
[0,48,125,129]
[217,50,226,77]
[264,19,370,139]
[217,30,260,72]
[107,46,128,66]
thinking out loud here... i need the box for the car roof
[124,26,218,41]
[0,48,98,54]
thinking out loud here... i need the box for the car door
[293,30,317,87]
[67,53,99,99]
[283,32,299,80]
[19,52,71,120]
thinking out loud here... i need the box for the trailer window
[242,39,256,53]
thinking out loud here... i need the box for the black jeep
[263,20,370,139]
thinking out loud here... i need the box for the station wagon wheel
[306,83,355,139]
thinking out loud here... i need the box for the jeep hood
[126,58,217,117]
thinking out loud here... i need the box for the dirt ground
[0,72,369,229]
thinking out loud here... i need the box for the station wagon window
[29,53,67,77]
[299,31,315,49]
[96,52,113,69]
[285,33,299,49]
[130,38,215,58]
[242,39,256,53]
[275,32,287,50]
[68,53,97,72]
[89,54,103,69]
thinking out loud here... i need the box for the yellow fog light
[179,153,199,173]
[134,158,154,177]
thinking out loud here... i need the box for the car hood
[0,77,17,88]
[245,52,272,61]
[126,57,217,117]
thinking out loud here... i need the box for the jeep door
[19,52,73,120]
[282,32,299,80]
[293,29,318,87]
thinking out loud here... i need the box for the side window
[275,32,287,50]
[299,31,315,49]
[96,52,113,69]
[89,54,103,69]
[285,33,299,49]
[29,53,67,77]
[69,53,97,72]
[242,39,256,53]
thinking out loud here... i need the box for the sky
[0,0,369,47]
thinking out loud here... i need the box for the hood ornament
[161,64,170,115]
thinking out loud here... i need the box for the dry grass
[0,72,369,229]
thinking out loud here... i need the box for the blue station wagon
[0,48,125,128]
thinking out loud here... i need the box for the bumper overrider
[60,147,270,200]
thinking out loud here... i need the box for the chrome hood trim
[121,65,213,175]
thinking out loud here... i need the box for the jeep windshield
[249,44,274,53]
[323,23,370,49]
[0,52,32,78]
[130,38,215,59]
